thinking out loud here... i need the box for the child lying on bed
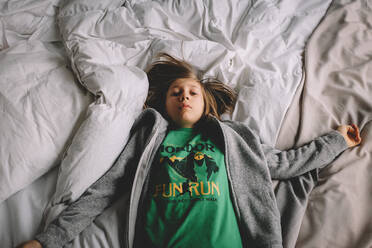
[18,53,361,248]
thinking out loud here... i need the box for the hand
[16,240,42,248]
[337,124,362,147]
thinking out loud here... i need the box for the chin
[176,118,196,128]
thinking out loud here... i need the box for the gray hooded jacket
[36,108,348,248]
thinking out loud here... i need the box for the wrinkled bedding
[0,40,91,203]
[276,0,372,246]
[1,0,371,247]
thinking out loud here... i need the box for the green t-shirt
[144,128,243,248]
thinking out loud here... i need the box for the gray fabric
[275,170,319,248]
[284,0,372,246]
[36,108,348,248]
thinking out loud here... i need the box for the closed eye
[171,91,181,96]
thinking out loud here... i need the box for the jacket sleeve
[262,130,348,180]
[35,125,145,248]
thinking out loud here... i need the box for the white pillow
[0,40,90,203]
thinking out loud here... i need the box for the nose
[179,92,189,101]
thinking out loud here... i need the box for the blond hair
[145,53,237,120]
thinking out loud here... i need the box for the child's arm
[16,126,144,248]
[16,240,42,248]
[263,125,361,180]
[34,157,130,247]
[337,124,362,147]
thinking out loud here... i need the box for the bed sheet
[0,40,92,202]
[276,0,372,247]
[49,0,331,221]
[2,0,368,247]
[0,0,61,48]
[1,0,332,228]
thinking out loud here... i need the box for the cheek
[165,95,179,118]
[197,96,205,114]
[165,96,173,114]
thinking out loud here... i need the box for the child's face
[165,78,205,128]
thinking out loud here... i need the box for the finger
[355,125,361,143]
[351,124,357,132]
[347,126,356,138]
[351,124,359,137]
[351,124,362,144]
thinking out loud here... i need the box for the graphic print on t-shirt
[162,151,219,181]
[157,150,220,198]
[153,132,225,201]
[145,128,243,247]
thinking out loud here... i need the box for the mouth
[179,104,192,110]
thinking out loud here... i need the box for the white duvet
[0,0,333,247]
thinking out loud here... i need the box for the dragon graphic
[162,151,219,182]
